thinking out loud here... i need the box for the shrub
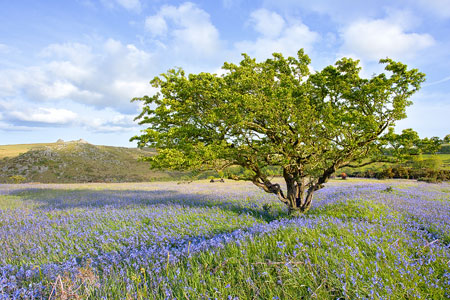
[345,166,449,182]
[412,155,443,170]
[8,175,26,184]
[376,167,394,179]
[418,177,442,183]
[393,165,409,179]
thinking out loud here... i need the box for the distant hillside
[0,140,186,183]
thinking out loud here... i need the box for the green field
[423,153,450,169]
[0,142,55,159]
[339,153,450,178]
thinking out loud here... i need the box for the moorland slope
[0,140,184,183]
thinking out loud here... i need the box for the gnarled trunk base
[287,198,313,215]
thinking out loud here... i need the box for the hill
[0,140,186,183]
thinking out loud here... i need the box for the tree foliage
[131,49,425,213]
[443,134,450,144]
[382,128,442,159]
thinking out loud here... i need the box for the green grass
[80,190,449,299]
[96,205,448,299]
[0,141,186,183]
[423,153,450,170]
[0,195,33,210]
[2,180,449,299]
[338,153,450,176]
[308,198,401,222]
[0,143,54,159]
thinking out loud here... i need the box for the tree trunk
[284,177,314,214]
[252,166,334,215]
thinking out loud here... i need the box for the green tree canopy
[383,128,442,158]
[131,49,425,213]
[443,134,450,144]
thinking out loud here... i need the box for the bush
[412,155,443,170]
[376,167,394,179]
[418,177,442,183]
[393,166,409,179]
[344,166,449,182]
[8,175,26,184]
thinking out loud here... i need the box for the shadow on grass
[3,187,288,223]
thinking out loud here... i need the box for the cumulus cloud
[235,9,318,60]
[145,15,168,37]
[0,99,139,133]
[40,42,93,65]
[0,39,156,112]
[82,111,138,133]
[249,9,285,38]
[145,2,221,57]
[9,108,78,125]
[340,17,435,61]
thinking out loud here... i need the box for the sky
[0,0,449,147]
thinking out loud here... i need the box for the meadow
[0,179,449,299]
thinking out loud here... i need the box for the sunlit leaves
[132,49,425,210]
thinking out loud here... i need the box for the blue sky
[1,0,449,147]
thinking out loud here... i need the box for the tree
[131,49,425,213]
[383,128,421,159]
[417,136,441,154]
[443,134,450,144]
[383,129,442,157]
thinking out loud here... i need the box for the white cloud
[145,15,168,37]
[79,109,138,133]
[40,42,93,65]
[115,0,141,12]
[0,99,139,132]
[235,9,318,60]
[145,2,221,57]
[340,18,435,61]
[46,61,93,84]
[249,9,285,38]
[0,39,156,112]
[9,108,78,124]
[0,121,34,131]
[33,81,79,99]
[0,69,27,97]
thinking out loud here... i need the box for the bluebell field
[0,180,449,299]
